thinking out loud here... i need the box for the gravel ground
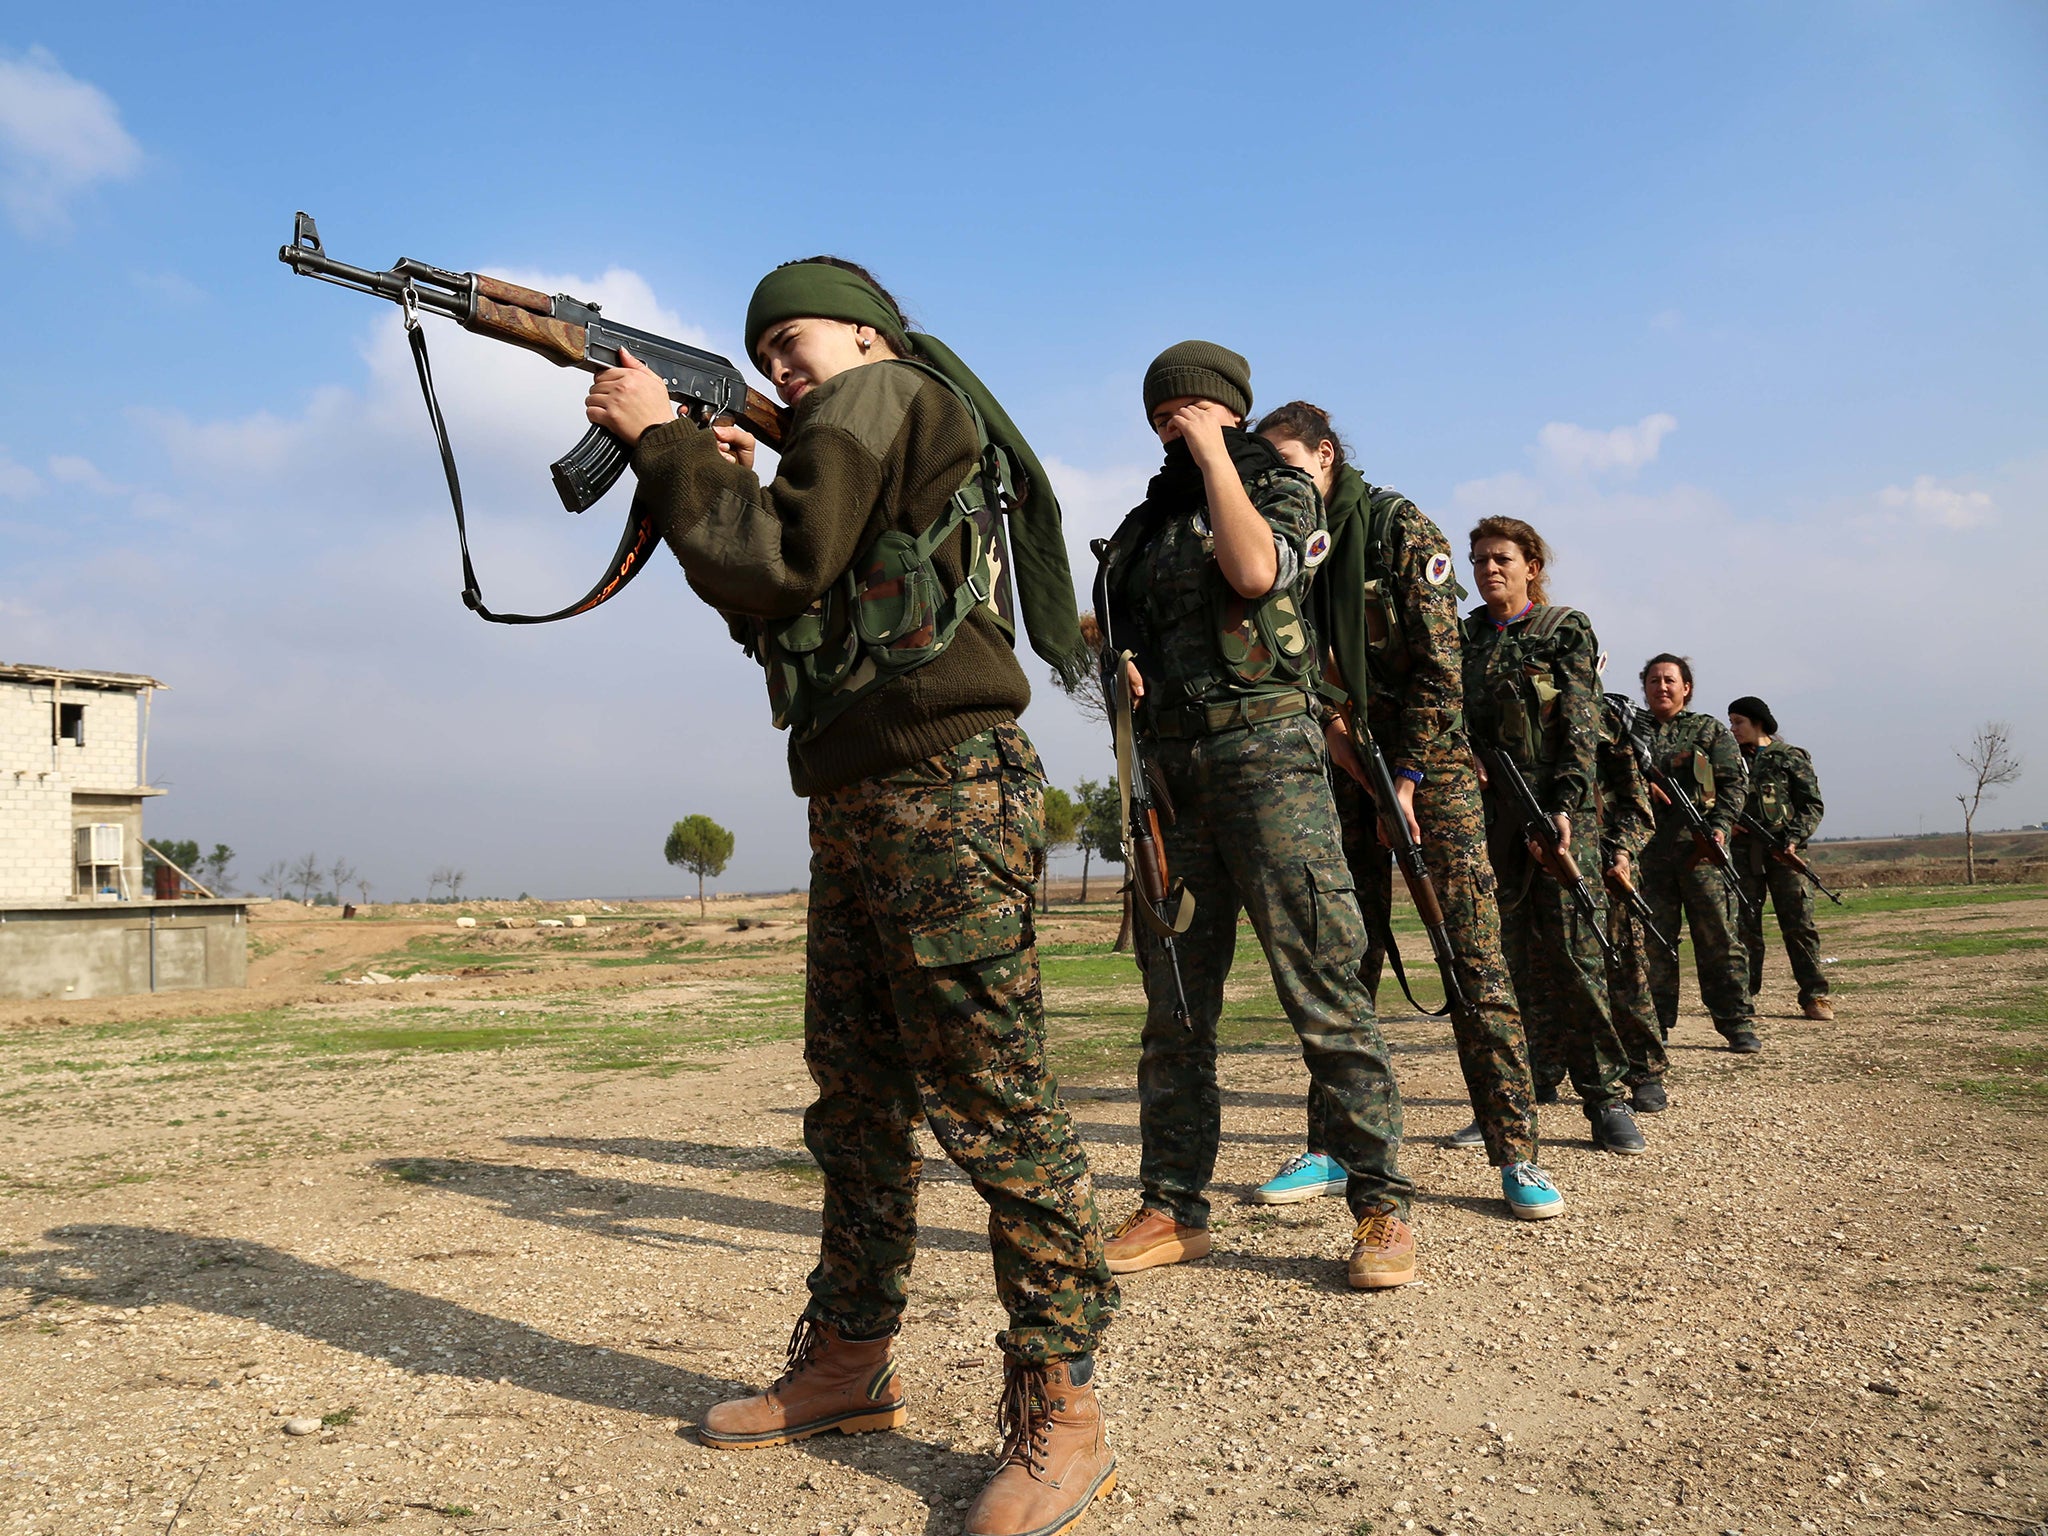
[1,893,2042,1536]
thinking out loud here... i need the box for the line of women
[580,264,1803,1536]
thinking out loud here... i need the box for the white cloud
[0,46,141,234]
[0,448,41,498]
[47,454,124,494]
[1877,473,1993,531]
[1535,412,1677,477]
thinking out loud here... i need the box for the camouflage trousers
[803,722,1116,1364]
[1640,839,1755,1037]
[1490,846,1628,1112]
[1733,842,1829,1006]
[1134,713,1412,1225]
[1333,760,1536,1167]
[1605,895,1667,1085]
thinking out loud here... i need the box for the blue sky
[3,3,2044,897]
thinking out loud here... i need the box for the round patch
[1303,529,1332,569]
[1595,648,1610,676]
[1425,552,1453,587]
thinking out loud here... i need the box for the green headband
[745,263,907,364]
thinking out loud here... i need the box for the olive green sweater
[629,360,1030,795]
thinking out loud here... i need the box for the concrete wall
[0,901,249,1001]
[0,775,73,902]
[70,793,146,898]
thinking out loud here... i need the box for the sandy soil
[1,893,2042,1536]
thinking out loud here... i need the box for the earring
[858,334,872,353]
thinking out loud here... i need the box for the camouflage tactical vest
[1463,603,1581,771]
[1101,464,1321,721]
[739,363,1017,745]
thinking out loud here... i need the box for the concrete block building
[0,661,165,901]
[1,661,247,999]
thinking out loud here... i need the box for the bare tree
[1059,611,1110,725]
[447,868,467,902]
[328,857,359,905]
[354,872,374,904]
[1957,721,2024,885]
[258,860,290,899]
[289,852,323,904]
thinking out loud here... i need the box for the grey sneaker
[1442,1120,1486,1151]
[1590,1101,1647,1155]
[1630,1078,1668,1114]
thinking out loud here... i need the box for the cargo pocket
[1306,858,1365,967]
[902,730,1040,970]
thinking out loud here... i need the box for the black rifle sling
[406,319,656,625]
[1369,904,1455,1020]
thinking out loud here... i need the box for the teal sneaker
[1250,1152,1347,1205]
[1501,1162,1566,1221]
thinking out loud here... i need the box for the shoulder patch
[800,360,933,461]
[1303,529,1332,569]
[1595,648,1609,676]
[1424,552,1453,587]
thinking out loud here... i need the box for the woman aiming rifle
[585,259,1118,1536]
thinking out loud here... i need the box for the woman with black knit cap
[1093,344,1416,1292]
[585,258,1118,1536]
[1727,695,1832,1020]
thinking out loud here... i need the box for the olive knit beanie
[1727,695,1777,734]
[1143,340,1252,422]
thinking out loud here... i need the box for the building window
[54,702,85,747]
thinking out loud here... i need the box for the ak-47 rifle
[1349,723,1470,1019]
[1103,651,1194,1026]
[1605,863,1679,957]
[1607,693,1759,920]
[278,212,786,624]
[1735,808,1846,906]
[1480,743,1618,963]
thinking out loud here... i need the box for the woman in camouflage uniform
[1249,403,1563,1220]
[585,258,1117,1536]
[1636,655,1760,1053]
[1462,518,1645,1156]
[1727,696,1832,1021]
[1095,345,1417,1290]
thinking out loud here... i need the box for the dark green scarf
[746,263,1089,687]
[1313,463,1376,712]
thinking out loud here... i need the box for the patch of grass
[322,1407,356,1426]
[766,1156,822,1185]
[1815,883,2047,915]
[437,1506,475,1519]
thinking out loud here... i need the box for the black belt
[1140,691,1312,741]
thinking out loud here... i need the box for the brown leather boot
[698,1318,905,1449]
[965,1357,1118,1536]
[1102,1206,1210,1274]
[1803,997,1834,1021]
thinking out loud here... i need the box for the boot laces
[1351,1207,1403,1249]
[770,1316,824,1392]
[1108,1207,1155,1240]
[994,1360,1053,1476]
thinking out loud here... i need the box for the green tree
[665,814,736,917]
[1039,785,1082,913]
[1074,778,1124,905]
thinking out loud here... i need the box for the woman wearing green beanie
[585,258,1118,1536]
[1094,343,1417,1292]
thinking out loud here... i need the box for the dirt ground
[1,888,2043,1536]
